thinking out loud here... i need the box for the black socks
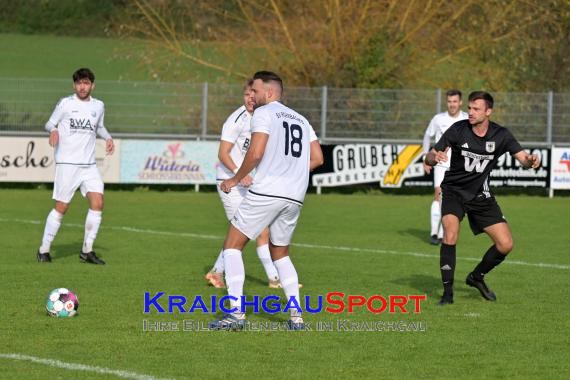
[440,243,456,296]
[473,245,506,280]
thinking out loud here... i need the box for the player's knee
[442,234,457,245]
[55,202,69,214]
[496,238,514,254]
[89,196,104,211]
[442,229,458,245]
[92,200,104,211]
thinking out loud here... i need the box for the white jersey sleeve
[96,105,112,140]
[220,106,247,143]
[251,108,271,135]
[45,99,66,132]
[422,116,437,154]
[216,106,252,180]
[309,125,318,142]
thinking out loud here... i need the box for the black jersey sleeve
[434,125,457,152]
[504,129,524,155]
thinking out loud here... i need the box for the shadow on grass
[52,242,109,261]
[398,228,434,245]
[390,273,482,301]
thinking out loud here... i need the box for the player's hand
[106,139,115,155]
[239,175,253,187]
[423,161,432,174]
[48,130,59,147]
[434,147,449,164]
[528,154,540,169]
[220,178,238,193]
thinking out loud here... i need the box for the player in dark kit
[424,91,540,305]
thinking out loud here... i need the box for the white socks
[273,256,302,321]
[223,249,245,314]
[82,209,102,253]
[211,249,225,273]
[430,200,441,237]
[211,245,278,281]
[256,244,279,281]
[39,209,63,253]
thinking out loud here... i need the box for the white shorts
[216,180,249,220]
[433,165,448,187]
[232,192,302,246]
[53,164,104,203]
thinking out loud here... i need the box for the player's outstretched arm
[309,140,324,171]
[514,150,541,169]
[425,147,449,167]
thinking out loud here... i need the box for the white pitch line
[0,353,173,380]
[1,218,568,270]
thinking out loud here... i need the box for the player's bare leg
[466,222,513,301]
[438,214,460,305]
[38,201,70,262]
[79,192,105,265]
[430,187,443,245]
[269,243,304,329]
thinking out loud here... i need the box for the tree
[117,0,570,90]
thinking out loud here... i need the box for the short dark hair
[73,68,95,83]
[468,91,494,109]
[446,89,462,98]
[243,78,254,91]
[253,71,283,92]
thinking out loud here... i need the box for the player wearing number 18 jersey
[205,79,293,289]
[425,91,540,305]
[210,71,323,330]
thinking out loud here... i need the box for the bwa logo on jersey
[69,118,94,131]
[486,141,495,153]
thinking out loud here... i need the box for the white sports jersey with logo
[216,105,252,180]
[423,110,468,168]
[248,101,317,204]
[45,94,111,165]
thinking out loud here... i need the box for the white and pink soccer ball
[46,288,79,317]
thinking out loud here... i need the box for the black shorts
[441,192,506,235]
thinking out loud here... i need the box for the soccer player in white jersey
[37,68,114,265]
[205,79,296,289]
[210,71,323,330]
[422,90,468,245]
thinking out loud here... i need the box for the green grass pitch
[0,188,568,379]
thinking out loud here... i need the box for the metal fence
[1,77,569,144]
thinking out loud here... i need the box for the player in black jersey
[425,91,540,305]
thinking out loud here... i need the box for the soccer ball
[46,288,79,317]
